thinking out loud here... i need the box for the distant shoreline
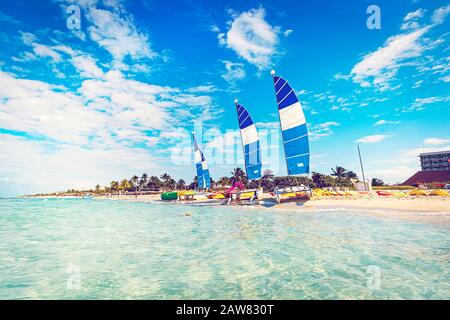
[97,193,450,213]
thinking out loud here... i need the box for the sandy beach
[98,193,450,214]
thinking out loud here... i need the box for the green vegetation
[371,178,385,186]
[30,165,382,196]
[33,165,447,197]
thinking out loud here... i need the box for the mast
[357,144,367,191]
[234,99,248,179]
[271,70,290,176]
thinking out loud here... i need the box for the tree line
[60,166,385,195]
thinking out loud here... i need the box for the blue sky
[0,0,449,196]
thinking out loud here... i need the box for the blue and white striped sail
[192,132,211,189]
[235,100,262,180]
[271,71,310,175]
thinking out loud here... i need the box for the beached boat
[226,100,263,204]
[192,132,210,190]
[376,190,393,196]
[160,133,211,201]
[161,191,178,200]
[177,132,211,201]
[270,70,312,203]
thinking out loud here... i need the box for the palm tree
[231,167,246,184]
[190,176,198,189]
[95,184,101,194]
[168,178,176,190]
[119,179,131,193]
[160,173,172,191]
[344,170,358,180]
[372,178,384,186]
[261,170,275,191]
[147,176,162,190]
[217,176,231,187]
[312,172,334,188]
[139,173,148,189]
[176,179,186,190]
[331,166,347,187]
[110,181,119,193]
[130,175,139,192]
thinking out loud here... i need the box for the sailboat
[207,100,263,204]
[235,99,262,180]
[161,132,210,201]
[227,99,263,204]
[177,132,211,201]
[192,132,211,190]
[270,70,311,203]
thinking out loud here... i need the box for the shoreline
[93,193,450,214]
[20,193,450,215]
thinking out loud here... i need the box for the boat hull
[161,191,178,200]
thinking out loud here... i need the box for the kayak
[161,191,178,200]
[429,189,449,196]
[409,189,427,196]
[376,191,393,196]
[207,192,226,199]
[178,190,195,197]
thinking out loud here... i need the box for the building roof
[402,170,450,186]
[419,150,450,157]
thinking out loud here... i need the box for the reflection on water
[0,198,448,299]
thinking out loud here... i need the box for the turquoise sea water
[0,198,448,299]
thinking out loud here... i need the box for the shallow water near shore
[0,198,448,299]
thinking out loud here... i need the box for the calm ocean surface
[0,198,448,299]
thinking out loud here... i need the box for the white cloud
[350,4,450,90]
[87,7,156,65]
[0,67,219,195]
[71,55,104,78]
[404,9,426,21]
[442,74,450,82]
[0,68,216,146]
[431,4,450,25]
[221,7,281,70]
[0,10,22,25]
[356,134,391,143]
[404,145,450,158]
[351,27,430,90]
[57,0,157,67]
[309,122,340,140]
[424,137,449,145]
[283,29,293,37]
[367,166,417,184]
[221,60,246,82]
[186,84,218,93]
[334,73,351,81]
[402,95,450,112]
[0,133,162,196]
[20,32,105,79]
[373,119,400,126]
[401,9,426,30]
[20,32,62,63]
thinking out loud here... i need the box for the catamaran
[161,132,210,201]
[192,131,211,191]
[228,99,263,204]
[270,70,311,203]
[178,132,211,201]
[207,100,263,204]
